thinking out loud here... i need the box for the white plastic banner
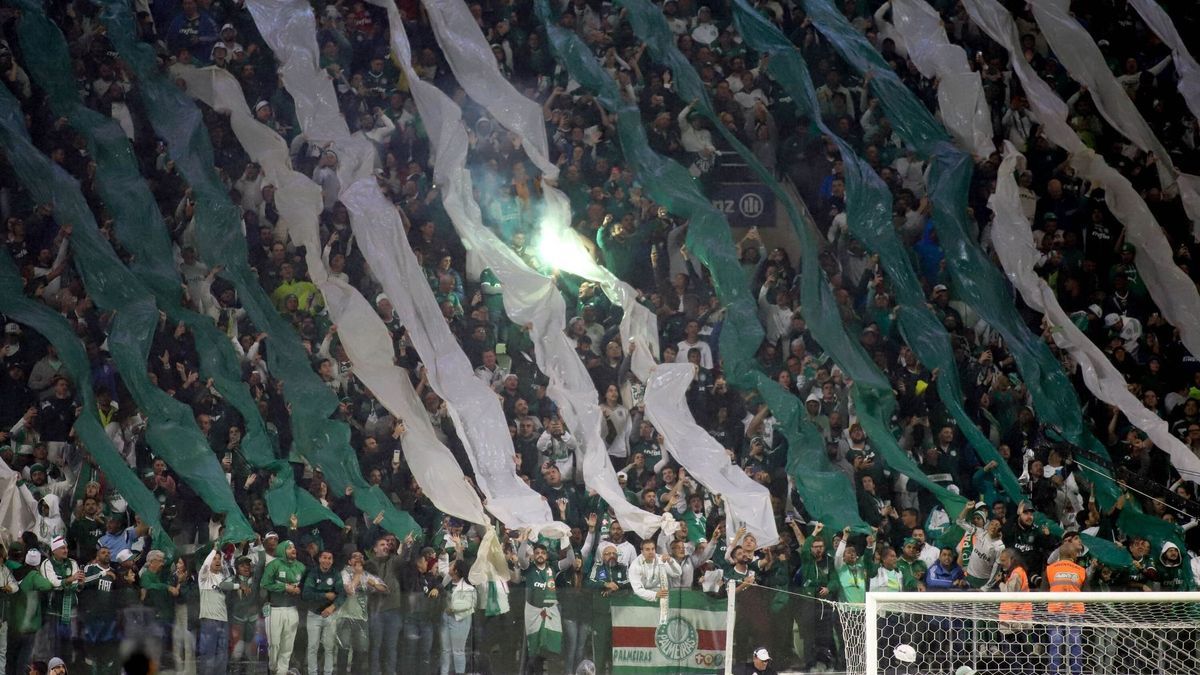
[1029,0,1200,235]
[419,0,778,546]
[244,0,555,531]
[369,0,668,538]
[964,0,1200,364]
[1129,0,1200,121]
[890,0,995,158]
[172,64,490,525]
[990,142,1200,481]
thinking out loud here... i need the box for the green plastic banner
[618,0,968,523]
[535,0,869,531]
[0,85,255,543]
[0,252,173,553]
[801,0,1175,552]
[11,0,336,529]
[98,0,418,540]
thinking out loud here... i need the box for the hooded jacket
[261,541,307,608]
[35,494,66,545]
[1157,541,1195,591]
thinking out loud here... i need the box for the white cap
[48,657,65,670]
[894,644,917,663]
[753,647,771,661]
[50,535,67,551]
[24,550,41,566]
[1104,313,1121,328]
[114,549,134,563]
[4,322,20,334]
[805,391,821,403]
[1087,304,1103,317]
[955,667,978,675]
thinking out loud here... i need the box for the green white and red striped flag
[610,591,728,674]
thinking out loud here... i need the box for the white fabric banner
[989,142,1200,482]
[419,0,778,545]
[369,0,668,538]
[889,0,996,158]
[1029,0,1200,234]
[244,0,555,531]
[171,64,490,525]
[1129,0,1200,121]
[964,0,1200,363]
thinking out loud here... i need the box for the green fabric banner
[0,85,255,543]
[535,0,869,531]
[10,0,337,529]
[0,252,173,554]
[617,0,968,523]
[801,0,1174,553]
[98,0,418,540]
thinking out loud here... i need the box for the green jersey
[525,564,559,608]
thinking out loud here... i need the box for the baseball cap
[753,647,771,661]
[1104,313,1121,328]
[114,549,134,564]
[4,322,20,334]
[1087,304,1103,317]
[50,535,67,551]
[932,283,948,294]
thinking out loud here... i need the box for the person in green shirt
[40,535,83,663]
[584,540,630,672]
[519,535,575,673]
[833,529,877,603]
[790,522,841,670]
[229,555,263,674]
[68,496,106,563]
[302,550,345,675]
[9,549,53,672]
[138,549,175,647]
[896,538,928,592]
[261,540,306,675]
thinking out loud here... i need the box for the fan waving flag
[610,592,727,674]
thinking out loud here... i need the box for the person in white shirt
[955,503,1006,587]
[674,320,714,370]
[629,539,682,602]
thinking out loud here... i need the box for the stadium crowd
[0,0,1199,673]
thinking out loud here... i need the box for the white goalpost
[839,591,1200,674]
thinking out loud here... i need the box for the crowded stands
[0,0,1199,673]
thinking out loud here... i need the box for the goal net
[836,591,1200,675]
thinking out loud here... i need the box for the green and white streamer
[99,0,417,539]
[728,0,1010,509]
[1129,0,1200,120]
[0,251,171,551]
[884,0,996,158]
[422,0,781,542]
[623,0,974,522]
[1029,0,1200,235]
[11,0,335,528]
[369,0,667,536]
[241,0,556,532]
[990,141,1200,481]
[802,0,1178,548]
[0,83,255,543]
[963,0,1200,482]
[171,63,488,525]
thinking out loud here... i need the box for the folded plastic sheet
[803,0,1180,548]
[888,0,996,158]
[172,65,487,526]
[1029,0,1200,236]
[421,0,761,541]
[239,0,555,533]
[369,1,665,537]
[964,0,1200,481]
[0,84,255,543]
[625,0,966,527]
[10,1,335,528]
[730,0,1007,505]
[1129,0,1200,120]
[990,142,1200,482]
[99,0,417,539]
[0,252,172,552]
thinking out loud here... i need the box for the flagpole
[724,579,736,675]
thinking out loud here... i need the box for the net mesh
[836,594,1200,675]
